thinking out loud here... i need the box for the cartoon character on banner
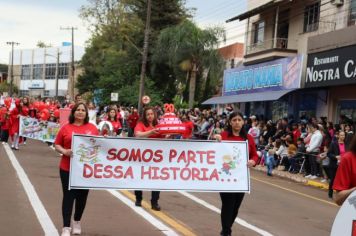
[98,120,113,136]
[76,138,101,163]
[219,146,242,175]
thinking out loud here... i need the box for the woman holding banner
[215,111,259,236]
[54,102,99,236]
[134,106,162,211]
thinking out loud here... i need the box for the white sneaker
[305,174,312,179]
[61,227,71,236]
[310,175,318,180]
[23,141,26,145]
[320,179,327,183]
[72,221,81,235]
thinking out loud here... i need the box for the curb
[252,165,329,190]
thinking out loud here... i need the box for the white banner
[331,190,356,236]
[70,135,250,192]
[19,116,60,142]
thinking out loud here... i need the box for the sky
[0,0,247,65]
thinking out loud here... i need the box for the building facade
[204,0,356,122]
[8,46,84,99]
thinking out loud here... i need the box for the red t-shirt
[128,113,139,129]
[333,152,356,191]
[220,131,259,164]
[182,121,194,139]
[134,121,162,138]
[55,123,99,171]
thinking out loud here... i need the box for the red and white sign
[141,95,151,105]
[331,190,356,236]
[69,135,250,192]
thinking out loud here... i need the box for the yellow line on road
[120,190,196,236]
[251,177,338,207]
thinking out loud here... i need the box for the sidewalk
[252,165,329,190]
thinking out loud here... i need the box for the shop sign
[306,44,356,88]
[223,55,303,96]
[29,80,45,89]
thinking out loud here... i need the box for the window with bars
[21,65,31,80]
[33,64,43,80]
[303,2,320,33]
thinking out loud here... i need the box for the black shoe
[135,200,142,207]
[267,173,272,176]
[151,203,161,211]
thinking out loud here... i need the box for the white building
[9,45,85,98]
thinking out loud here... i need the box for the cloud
[0,3,90,64]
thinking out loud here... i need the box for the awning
[226,0,283,22]
[202,89,296,105]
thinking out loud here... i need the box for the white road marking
[2,143,59,236]
[107,190,178,236]
[178,191,274,236]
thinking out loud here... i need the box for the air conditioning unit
[331,0,344,6]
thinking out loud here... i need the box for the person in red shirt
[105,107,122,136]
[54,103,99,236]
[127,108,139,137]
[9,99,21,150]
[181,114,194,139]
[134,106,162,210]
[0,106,10,143]
[214,111,258,236]
[333,135,356,206]
[292,123,301,145]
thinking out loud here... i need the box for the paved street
[0,139,338,236]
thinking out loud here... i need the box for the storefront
[305,44,356,123]
[203,55,303,121]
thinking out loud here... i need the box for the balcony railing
[246,38,289,55]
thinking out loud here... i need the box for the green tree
[36,41,52,48]
[0,81,18,94]
[154,20,225,108]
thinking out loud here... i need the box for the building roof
[218,43,244,60]
[226,0,286,22]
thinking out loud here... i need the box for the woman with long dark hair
[134,106,162,211]
[215,111,258,236]
[105,107,122,136]
[55,103,99,236]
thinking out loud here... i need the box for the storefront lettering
[345,60,356,78]
[225,64,283,92]
[306,67,340,83]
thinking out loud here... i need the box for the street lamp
[45,51,61,100]
[6,41,20,96]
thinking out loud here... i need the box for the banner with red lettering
[69,135,250,192]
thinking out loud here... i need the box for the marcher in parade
[54,102,99,236]
[333,135,356,205]
[214,111,259,236]
[105,106,122,136]
[134,106,162,211]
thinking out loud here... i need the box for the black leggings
[220,192,245,236]
[60,169,89,227]
[134,190,160,203]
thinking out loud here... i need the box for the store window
[21,65,31,80]
[337,100,356,123]
[303,1,320,33]
[272,100,288,121]
[299,93,317,120]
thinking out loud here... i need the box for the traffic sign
[142,95,151,105]
[111,93,118,102]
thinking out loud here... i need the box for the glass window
[58,63,69,79]
[253,21,265,44]
[44,90,50,97]
[337,100,356,122]
[33,64,43,80]
[19,90,29,97]
[45,63,56,80]
[21,65,31,80]
[272,100,288,121]
[351,0,356,22]
[303,2,320,33]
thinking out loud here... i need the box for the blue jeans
[265,152,275,175]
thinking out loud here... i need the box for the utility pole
[138,0,152,113]
[45,50,62,100]
[60,26,77,100]
[6,41,20,96]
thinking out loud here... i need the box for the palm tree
[154,20,225,108]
